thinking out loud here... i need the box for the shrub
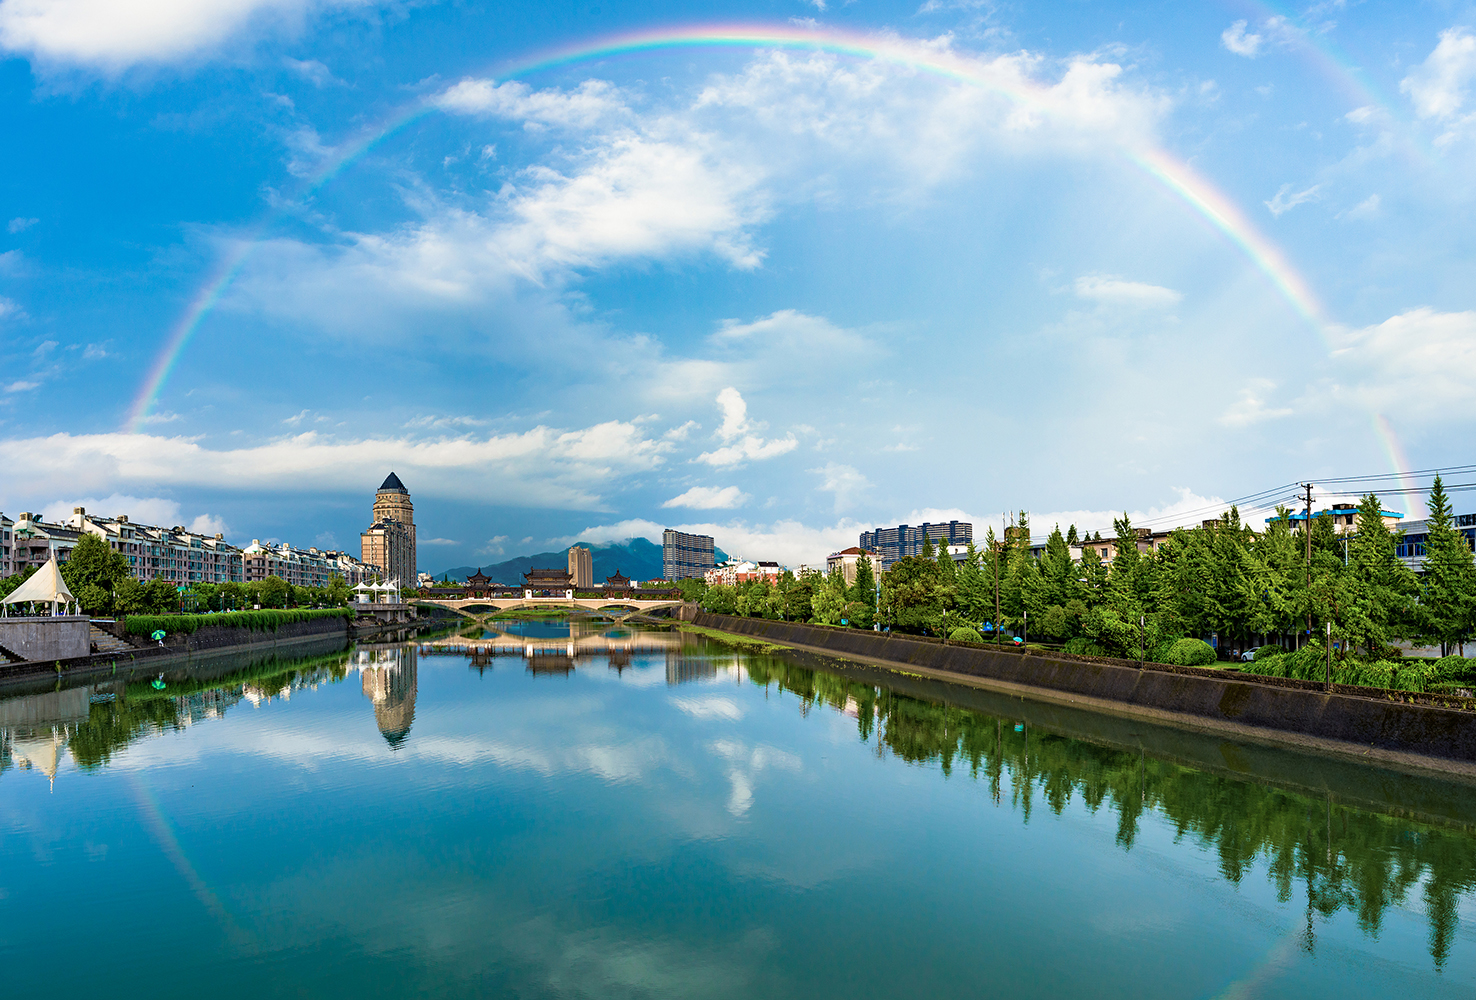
[124,608,350,637]
[949,626,983,643]
[1063,637,1111,658]
[1253,644,1283,661]
[1165,638,1218,667]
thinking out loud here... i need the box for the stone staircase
[0,641,21,664]
[89,623,136,655]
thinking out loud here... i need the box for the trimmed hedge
[124,608,350,638]
[1165,637,1218,666]
[949,626,984,643]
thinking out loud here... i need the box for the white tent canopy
[2,556,77,616]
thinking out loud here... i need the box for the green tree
[260,575,289,610]
[880,556,945,634]
[702,584,738,615]
[60,533,131,614]
[1417,476,1476,656]
[785,571,817,621]
[848,554,878,628]
[812,566,850,625]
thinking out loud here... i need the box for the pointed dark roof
[378,472,408,493]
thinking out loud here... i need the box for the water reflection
[0,642,356,785]
[3,621,1475,985]
[743,655,1476,969]
[352,644,419,748]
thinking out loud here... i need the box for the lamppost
[1139,615,1145,669]
[1022,609,1028,648]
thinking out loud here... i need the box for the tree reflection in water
[743,656,1476,970]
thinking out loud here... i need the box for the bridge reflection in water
[416,623,739,686]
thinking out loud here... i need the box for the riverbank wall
[693,613,1476,775]
[0,614,356,688]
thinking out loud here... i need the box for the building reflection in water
[353,644,419,750]
[418,625,749,687]
[0,686,92,791]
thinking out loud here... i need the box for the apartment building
[60,508,244,584]
[860,521,972,570]
[0,513,12,577]
[703,560,782,588]
[825,547,883,587]
[243,540,378,588]
[6,512,82,575]
[663,529,716,581]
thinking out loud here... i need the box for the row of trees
[0,533,355,615]
[700,477,1476,672]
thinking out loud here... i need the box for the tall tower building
[360,472,417,586]
[567,545,593,589]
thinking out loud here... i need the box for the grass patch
[679,624,792,653]
[124,608,350,638]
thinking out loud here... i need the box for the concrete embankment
[694,613,1476,778]
[0,614,355,689]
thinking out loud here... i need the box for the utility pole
[1303,482,1315,649]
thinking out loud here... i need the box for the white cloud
[4,379,39,392]
[187,513,228,536]
[1073,274,1182,307]
[1218,378,1295,427]
[283,56,337,87]
[0,420,672,512]
[6,217,37,233]
[479,535,509,556]
[0,0,372,70]
[435,78,628,130]
[811,462,870,513]
[671,696,744,721]
[1401,28,1476,122]
[1221,20,1264,57]
[1340,194,1380,220]
[1265,183,1320,217]
[37,493,224,535]
[1324,308,1476,422]
[695,388,798,467]
[419,537,461,546]
[663,485,749,510]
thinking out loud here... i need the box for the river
[1,616,1473,998]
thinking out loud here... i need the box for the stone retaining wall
[694,613,1476,767]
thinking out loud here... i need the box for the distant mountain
[432,537,725,585]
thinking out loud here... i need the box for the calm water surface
[3,618,1476,998]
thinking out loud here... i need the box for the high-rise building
[567,545,593,589]
[859,521,972,570]
[662,529,715,581]
[361,472,417,586]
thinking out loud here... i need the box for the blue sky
[2,0,1475,572]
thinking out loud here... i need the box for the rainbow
[1372,413,1424,519]
[127,22,1329,429]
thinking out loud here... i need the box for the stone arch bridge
[412,595,686,626]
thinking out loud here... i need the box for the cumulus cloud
[435,78,628,130]
[7,217,37,233]
[36,493,227,534]
[811,462,870,513]
[1265,183,1320,217]
[1221,20,1264,57]
[1402,28,1476,121]
[695,388,798,467]
[663,485,749,510]
[0,0,373,70]
[1073,274,1182,308]
[0,420,672,512]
